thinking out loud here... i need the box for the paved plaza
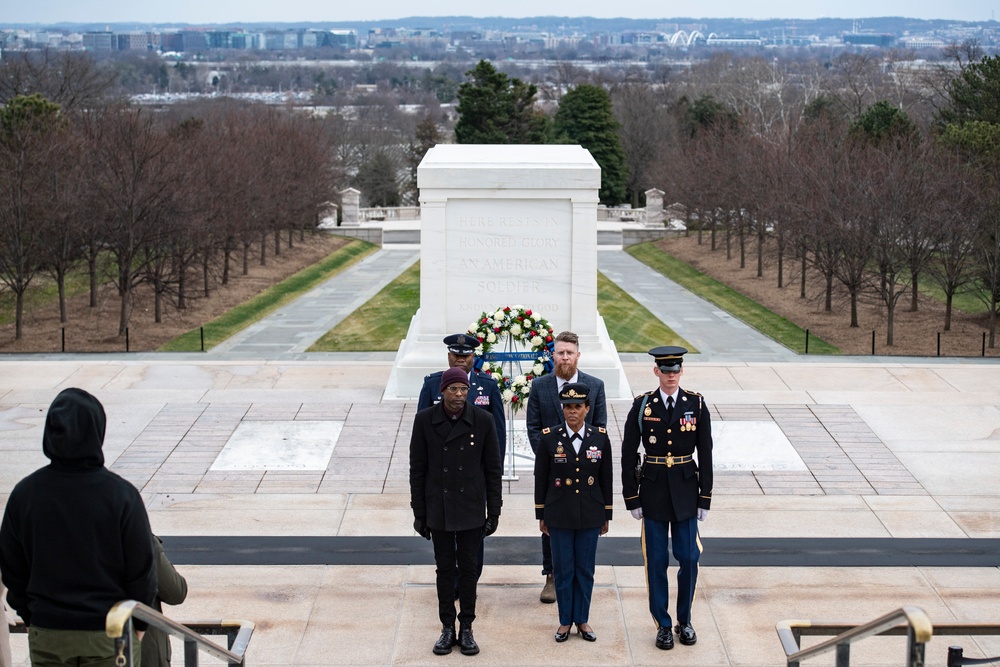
[2,248,1000,666]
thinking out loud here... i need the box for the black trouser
[432,527,481,628]
[453,537,485,592]
[541,531,553,576]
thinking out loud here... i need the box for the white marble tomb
[386,144,630,400]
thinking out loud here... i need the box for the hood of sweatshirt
[42,387,106,470]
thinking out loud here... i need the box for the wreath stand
[471,305,555,483]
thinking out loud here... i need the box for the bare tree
[0,50,118,110]
[612,83,674,208]
[81,104,180,336]
[0,94,70,338]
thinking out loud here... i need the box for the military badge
[556,444,564,454]
[555,478,561,487]
[644,406,652,417]
[588,476,594,486]
[649,436,657,444]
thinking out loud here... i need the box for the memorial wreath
[468,305,555,413]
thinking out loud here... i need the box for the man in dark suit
[418,333,507,462]
[620,346,713,651]
[410,367,503,657]
[525,330,607,603]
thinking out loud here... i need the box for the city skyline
[5,0,997,25]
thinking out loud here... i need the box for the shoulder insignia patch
[686,389,703,397]
[542,427,551,434]
[598,426,607,434]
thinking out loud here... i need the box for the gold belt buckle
[666,455,674,468]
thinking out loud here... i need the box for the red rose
[526,309,532,316]
[511,395,519,402]
[546,335,553,342]
[481,318,487,323]
[504,306,511,312]
[518,316,523,321]
[526,375,533,381]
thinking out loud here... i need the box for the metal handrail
[106,600,254,667]
[777,606,932,667]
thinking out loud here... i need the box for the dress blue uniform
[534,383,613,635]
[620,347,713,649]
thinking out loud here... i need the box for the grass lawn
[920,282,988,317]
[310,263,693,353]
[160,239,377,351]
[0,269,92,326]
[626,242,840,355]
[598,272,693,353]
[309,260,420,351]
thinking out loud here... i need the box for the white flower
[513,374,526,385]
[494,310,505,321]
[502,389,514,402]
[468,323,478,334]
[531,336,543,347]
[487,332,497,344]
[533,363,544,375]
[524,318,533,328]
[510,323,522,336]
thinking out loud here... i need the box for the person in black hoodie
[0,388,157,667]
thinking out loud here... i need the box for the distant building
[843,33,896,47]
[899,37,946,49]
[327,30,357,48]
[116,32,157,50]
[706,35,764,47]
[82,31,114,51]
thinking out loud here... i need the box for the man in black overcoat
[410,367,503,656]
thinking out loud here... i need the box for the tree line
[0,91,338,340]
[4,44,1000,348]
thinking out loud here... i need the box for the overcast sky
[6,0,997,24]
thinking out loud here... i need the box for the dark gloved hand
[413,517,431,540]
[482,515,499,537]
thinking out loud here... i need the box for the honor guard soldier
[620,346,713,651]
[418,333,506,462]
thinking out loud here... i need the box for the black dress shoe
[458,627,480,655]
[554,626,571,642]
[675,622,697,645]
[433,627,456,655]
[576,625,597,642]
[655,626,674,650]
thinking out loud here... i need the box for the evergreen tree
[851,100,916,144]
[554,84,627,205]
[455,60,550,144]
[938,55,1000,126]
[354,150,401,207]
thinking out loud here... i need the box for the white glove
[697,508,709,522]
[630,508,643,520]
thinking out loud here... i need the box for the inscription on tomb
[445,199,572,331]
